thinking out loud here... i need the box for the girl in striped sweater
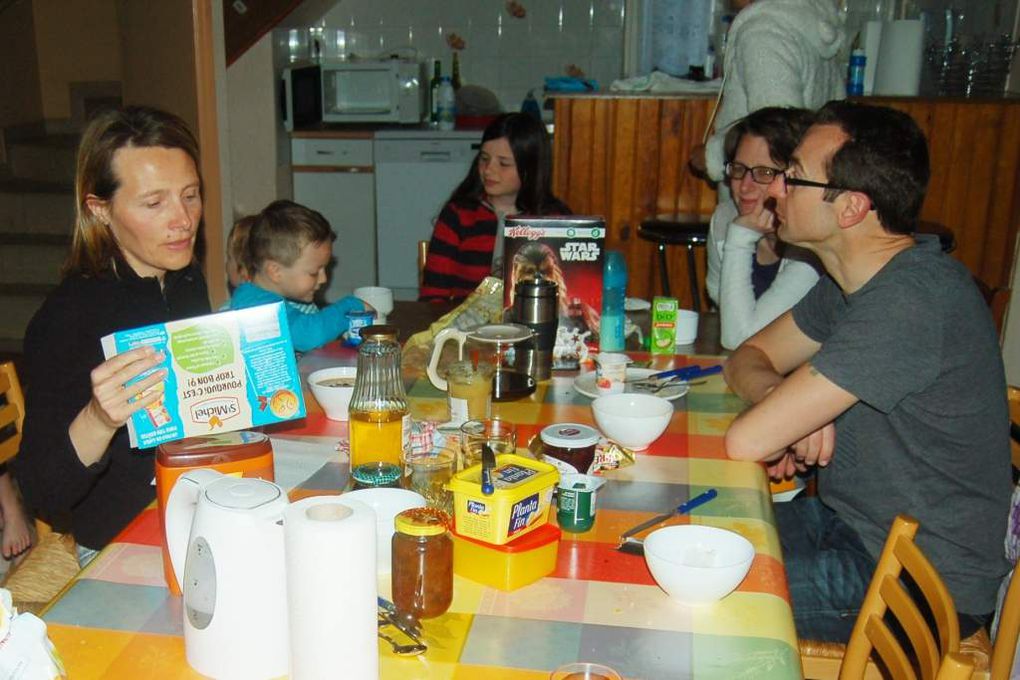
[420,113,570,302]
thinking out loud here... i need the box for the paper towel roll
[873,20,924,96]
[862,21,883,95]
[284,496,378,680]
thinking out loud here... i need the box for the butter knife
[616,488,718,548]
[481,443,495,495]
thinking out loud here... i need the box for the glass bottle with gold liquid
[348,325,410,488]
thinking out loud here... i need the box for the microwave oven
[282,60,425,129]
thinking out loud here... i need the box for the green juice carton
[101,302,305,449]
[650,296,678,354]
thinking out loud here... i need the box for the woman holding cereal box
[16,107,211,565]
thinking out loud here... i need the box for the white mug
[353,286,394,324]
[674,309,699,346]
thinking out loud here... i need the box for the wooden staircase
[0,136,76,354]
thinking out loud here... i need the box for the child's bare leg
[0,472,31,559]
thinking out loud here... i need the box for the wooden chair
[977,565,1020,680]
[935,653,974,680]
[418,239,429,289]
[0,361,24,467]
[0,361,80,611]
[800,515,963,680]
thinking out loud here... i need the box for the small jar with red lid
[391,507,453,619]
[539,423,600,475]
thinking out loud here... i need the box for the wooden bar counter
[552,93,1020,309]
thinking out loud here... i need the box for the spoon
[378,628,426,656]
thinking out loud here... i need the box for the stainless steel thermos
[512,277,558,381]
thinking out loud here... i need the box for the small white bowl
[308,366,357,421]
[343,488,425,574]
[590,393,673,450]
[644,525,754,605]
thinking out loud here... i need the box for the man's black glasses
[724,162,782,185]
[779,172,851,192]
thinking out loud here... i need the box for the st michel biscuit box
[502,216,605,369]
[101,302,305,449]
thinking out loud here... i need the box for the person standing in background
[691,0,846,210]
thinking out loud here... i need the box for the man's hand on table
[765,420,836,481]
[790,422,836,469]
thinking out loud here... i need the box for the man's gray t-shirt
[791,235,1011,615]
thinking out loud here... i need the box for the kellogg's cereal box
[502,216,605,369]
[101,302,305,449]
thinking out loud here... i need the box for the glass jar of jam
[391,507,453,619]
[539,423,600,475]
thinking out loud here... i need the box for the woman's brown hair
[64,106,201,277]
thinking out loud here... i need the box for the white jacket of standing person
[707,201,820,349]
[704,0,846,187]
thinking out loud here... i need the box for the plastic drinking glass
[400,448,456,515]
[460,419,516,469]
[550,662,622,680]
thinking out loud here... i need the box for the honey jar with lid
[391,508,453,619]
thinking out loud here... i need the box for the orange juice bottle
[348,325,409,487]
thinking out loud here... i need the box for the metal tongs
[378,597,427,656]
[627,364,722,388]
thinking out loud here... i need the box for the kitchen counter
[550,89,718,100]
[292,124,485,140]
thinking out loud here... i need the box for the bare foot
[0,506,31,560]
[0,473,32,560]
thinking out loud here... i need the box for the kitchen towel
[284,496,378,680]
[862,20,884,95]
[873,20,925,96]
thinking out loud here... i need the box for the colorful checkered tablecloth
[40,349,801,679]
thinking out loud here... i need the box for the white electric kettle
[165,469,290,680]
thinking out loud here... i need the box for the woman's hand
[87,347,167,428]
[70,346,167,465]
[734,201,776,235]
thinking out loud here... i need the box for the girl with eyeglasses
[706,107,820,349]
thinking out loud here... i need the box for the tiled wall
[313,0,627,113]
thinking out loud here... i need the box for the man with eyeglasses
[724,101,1011,643]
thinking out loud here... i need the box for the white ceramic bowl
[343,488,425,574]
[308,366,357,421]
[644,525,755,605]
[590,393,673,450]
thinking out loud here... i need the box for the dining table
[35,302,802,679]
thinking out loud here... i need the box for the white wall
[314,0,627,112]
[227,32,285,219]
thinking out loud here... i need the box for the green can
[556,473,606,533]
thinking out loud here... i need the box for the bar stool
[638,213,711,312]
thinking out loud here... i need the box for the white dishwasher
[374,130,481,300]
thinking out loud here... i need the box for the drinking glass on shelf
[287,28,310,63]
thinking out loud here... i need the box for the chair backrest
[840,515,961,680]
[934,652,973,680]
[418,240,429,288]
[992,565,1020,680]
[0,361,56,538]
[0,361,25,466]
